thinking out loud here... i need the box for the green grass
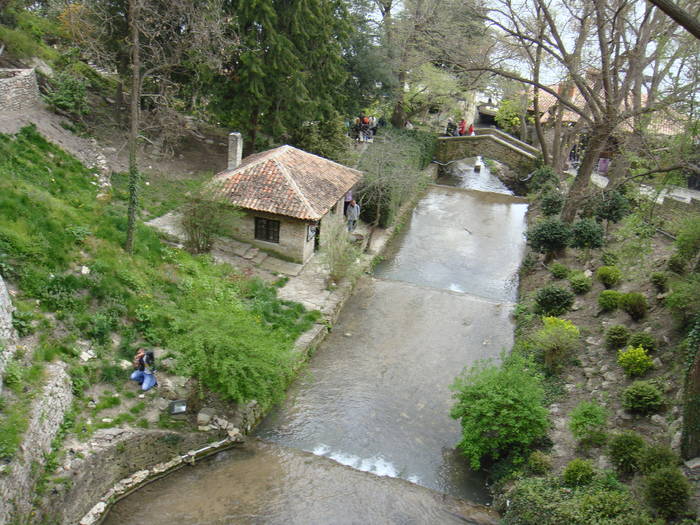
[1,125,321,410]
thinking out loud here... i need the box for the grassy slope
[0,125,318,459]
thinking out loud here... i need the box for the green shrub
[639,445,680,474]
[568,272,592,295]
[43,71,90,116]
[540,191,564,217]
[594,189,630,223]
[595,266,622,288]
[569,401,607,447]
[526,450,552,475]
[617,346,653,377]
[667,252,687,274]
[531,316,580,373]
[608,431,646,474]
[601,251,619,266]
[527,219,571,256]
[650,272,668,292]
[11,309,35,337]
[605,325,630,351]
[598,290,622,312]
[628,332,656,352]
[667,274,700,325]
[563,458,596,487]
[570,218,605,249]
[450,354,549,469]
[622,381,664,415]
[534,285,574,316]
[619,292,648,321]
[675,217,700,262]
[549,262,569,279]
[530,165,559,191]
[644,467,691,519]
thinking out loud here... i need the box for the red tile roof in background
[212,145,362,221]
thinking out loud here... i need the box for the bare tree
[645,0,700,39]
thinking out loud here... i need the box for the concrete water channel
[104,158,528,524]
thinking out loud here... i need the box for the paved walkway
[587,171,700,207]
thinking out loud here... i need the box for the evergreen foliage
[595,266,622,288]
[530,317,580,373]
[608,431,646,475]
[534,285,574,315]
[569,401,607,446]
[643,467,691,519]
[570,218,604,249]
[617,346,654,377]
[568,272,592,294]
[598,290,622,312]
[622,381,665,415]
[605,325,630,350]
[540,191,564,217]
[562,459,596,487]
[526,218,571,256]
[619,292,648,321]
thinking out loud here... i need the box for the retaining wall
[0,275,17,395]
[0,362,73,523]
[0,69,40,112]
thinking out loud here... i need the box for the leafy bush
[526,450,552,475]
[601,251,619,266]
[527,219,571,256]
[667,274,700,325]
[450,354,549,469]
[534,285,574,316]
[667,252,687,274]
[594,189,630,223]
[617,346,653,377]
[540,191,564,217]
[619,292,648,321]
[643,467,691,519]
[605,325,630,351]
[595,266,622,288]
[608,431,646,474]
[622,381,664,415]
[563,458,596,487]
[43,71,89,116]
[675,216,700,262]
[321,213,362,282]
[598,290,622,312]
[639,445,680,474]
[568,272,592,295]
[179,183,242,254]
[529,165,559,191]
[531,316,580,373]
[570,219,604,249]
[569,401,607,447]
[650,272,668,292]
[11,309,35,337]
[503,476,652,525]
[628,332,656,352]
[549,262,569,279]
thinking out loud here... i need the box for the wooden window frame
[254,217,280,243]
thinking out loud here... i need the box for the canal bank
[100,158,528,524]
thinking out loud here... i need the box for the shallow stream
[104,158,528,524]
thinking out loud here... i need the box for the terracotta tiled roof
[212,145,362,221]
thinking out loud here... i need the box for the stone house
[212,133,362,264]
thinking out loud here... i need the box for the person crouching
[130,347,157,391]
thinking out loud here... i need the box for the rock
[197,407,216,426]
[652,358,662,368]
[603,372,618,382]
[118,359,132,370]
[600,364,609,373]
[596,455,612,471]
[197,425,213,432]
[80,265,91,275]
[584,269,593,278]
[104,147,117,154]
[344,332,352,337]
[616,409,632,421]
[564,383,577,393]
[101,418,113,424]
[671,431,682,451]
[549,404,560,414]
[79,349,96,362]
[571,300,583,311]
[583,367,596,378]
[684,457,700,478]
[585,336,600,346]
[650,415,667,428]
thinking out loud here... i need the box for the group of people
[445,118,475,137]
[351,115,384,143]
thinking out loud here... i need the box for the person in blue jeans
[130,348,157,391]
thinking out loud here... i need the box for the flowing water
[104,157,527,524]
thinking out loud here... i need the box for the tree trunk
[390,71,407,128]
[560,131,607,223]
[125,0,141,253]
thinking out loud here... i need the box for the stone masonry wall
[0,274,17,395]
[235,210,312,263]
[0,362,73,524]
[47,429,214,524]
[0,69,40,112]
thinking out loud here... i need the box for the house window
[255,217,280,243]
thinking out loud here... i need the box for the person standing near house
[468,123,475,136]
[458,118,467,136]
[344,189,353,215]
[346,199,360,232]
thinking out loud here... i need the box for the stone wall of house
[0,362,73,524]
[46,428,214,524]
[0,274,17,395]
[0,69,40,112]
[235,211,312,263]
[436,135,537,175]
